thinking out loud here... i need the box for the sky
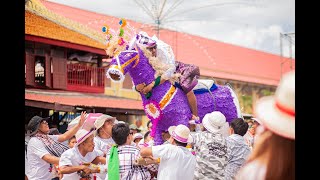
[48,0,295,58]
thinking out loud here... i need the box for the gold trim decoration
[159,85,177,110]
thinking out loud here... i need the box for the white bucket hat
[75,128,96,146]
[94,114,116,130]
[133,133,143,142]
[202,111,227,134]
[255,70,295,139]
[251,117,261,124]
[168,124,193,143]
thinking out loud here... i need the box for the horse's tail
[225,83,243,119]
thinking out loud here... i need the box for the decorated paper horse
[106,46,242,145]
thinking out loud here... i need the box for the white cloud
[48,0,295,57]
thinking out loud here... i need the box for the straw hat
[168,124,193,143]
[255,70,295,139]
[75,129,96,146]
[202,111,227,134]
[93,114,116,130]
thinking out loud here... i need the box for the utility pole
[156,18,160,38]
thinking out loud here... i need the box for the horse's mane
[138,45,180,84]
[105,37,128,57]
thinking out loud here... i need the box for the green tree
[240,95,253,114]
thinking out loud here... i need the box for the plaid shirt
[106,145,157,180]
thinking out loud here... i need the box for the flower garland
[143,100,162,137]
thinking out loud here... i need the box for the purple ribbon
[171,131,188,143]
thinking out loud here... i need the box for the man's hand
[142,81,155,94]
[78,111,87,127]
[81,165,91,176]
[144,157,159,164]
[90,167,100,173]
[136,83,146,92]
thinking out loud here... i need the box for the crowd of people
[24,69,295,180]
[25,28,295,179]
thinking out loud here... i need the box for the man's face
[145,134,152,143]
[161,131,171,141]
[102,119,115,136]
[134,138,142,144]
[82,134,95,152]
[68,138,77,148]
[38,120,50,134]
[131,129,138,134]
[146,45,157,57]
[249,121,259,135]
[136,120,142,128]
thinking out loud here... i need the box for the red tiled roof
[41,1,295,86]
[25,90,144,110]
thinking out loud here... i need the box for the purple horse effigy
[106,46,242,145]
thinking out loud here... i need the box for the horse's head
[106,50,139,82]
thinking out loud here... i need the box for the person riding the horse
[133,31,200,120]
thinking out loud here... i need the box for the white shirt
[59,146,104,180]
[25,136,29,174]
[138,138,154,148]
[152,144,196,180]
[25,146,28,174]
[94,136,115,180]
[26,135,59,180]
[94,136,115,154]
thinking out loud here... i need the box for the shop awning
[25,89,144,114]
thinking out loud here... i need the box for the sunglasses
[146,45,157,50]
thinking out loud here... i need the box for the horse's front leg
[153,128,165,145]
